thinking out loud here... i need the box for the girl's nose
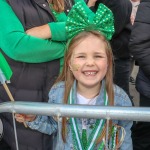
[86,58,94,66]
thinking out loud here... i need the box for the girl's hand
[87,0,97,7]
[15,114,36,123]
[26,24,51,39]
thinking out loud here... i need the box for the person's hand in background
[26,24,51,39]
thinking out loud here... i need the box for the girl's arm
[15,113,57,135]
[117,92,133,150]
[27,115,58,135]
[0,0,66,63]
[119,119,133,150]
[15,82,64,134]
[15,114,57,134]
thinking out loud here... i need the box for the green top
[0,0,67,70]
[48,4,67,42]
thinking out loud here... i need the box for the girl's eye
[95,55,102,58]
[77,56,85,58]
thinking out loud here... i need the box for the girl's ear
[68,60,72,71]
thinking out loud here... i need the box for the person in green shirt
[0,0,68,150]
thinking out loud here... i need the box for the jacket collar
[33,0,55,18]
[72,80,106,105]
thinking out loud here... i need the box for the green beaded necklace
[68,86,108,150]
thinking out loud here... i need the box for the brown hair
[55,30,114,142]
[48,0,64,12]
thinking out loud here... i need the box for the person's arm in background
[87,0,97,7]
[130,0,140,25]
[0,0,67,63]
[129,1,150,78]
[26,0,96,39]
[25,24,52,39]
[25,3,67,39]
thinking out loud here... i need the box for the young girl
[16,1,133,150]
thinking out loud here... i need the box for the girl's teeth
[84,72,96,75]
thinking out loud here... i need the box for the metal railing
[1,101,150,150]
[0,101,150,122]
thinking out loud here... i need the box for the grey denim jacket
[27,80,133,150]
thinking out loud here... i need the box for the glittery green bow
[66,0,115,40]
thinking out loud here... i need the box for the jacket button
[43,4,46,7]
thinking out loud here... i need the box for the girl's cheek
[71,64,81,71]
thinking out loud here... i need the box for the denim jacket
[27,80,133,150]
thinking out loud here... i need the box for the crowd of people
[1,0,150,150]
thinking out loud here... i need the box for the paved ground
[129,65,139,106]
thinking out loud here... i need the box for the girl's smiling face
[69,34,108,89]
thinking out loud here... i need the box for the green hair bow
[66,0,115,40]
